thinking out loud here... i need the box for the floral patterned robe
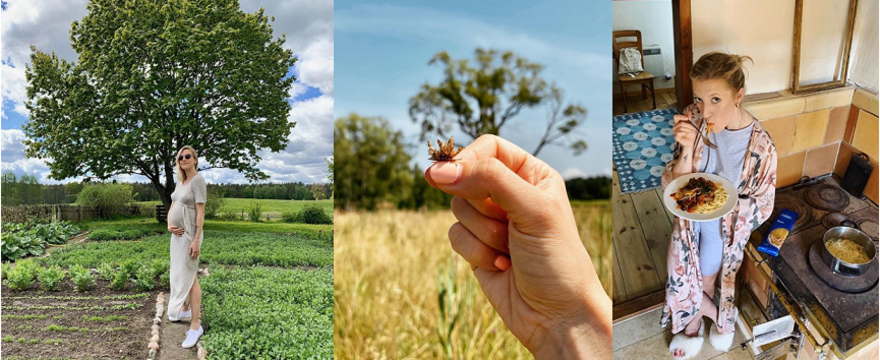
[660,104,777,334]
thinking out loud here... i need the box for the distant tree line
[565,176,612,201]
[0,172,331,206]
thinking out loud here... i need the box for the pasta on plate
[671,176,728,214]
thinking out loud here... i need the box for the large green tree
[334,113,413,210]
[23,0,297,210]
[409,48,587,156]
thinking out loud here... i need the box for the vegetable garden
[2,211,333,359]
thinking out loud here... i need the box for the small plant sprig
[427,137,464,162]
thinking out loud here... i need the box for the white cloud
[1,0,89,118]
[239,0,334,96]
[561,167,587,180]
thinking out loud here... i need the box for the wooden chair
[613,30,656,113]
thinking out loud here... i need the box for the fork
[682,118,718,149]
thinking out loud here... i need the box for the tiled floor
[613,308,754,360]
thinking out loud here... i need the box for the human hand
[672,110,697,150]
[425,134,611,360]
[168,225,185,236]
[188,241,200,259]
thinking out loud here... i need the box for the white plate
[663,173,738,222]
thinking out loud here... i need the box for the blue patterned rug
[612,108,678,194]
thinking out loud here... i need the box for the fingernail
[429,162,462,185]
[494,255,511,271]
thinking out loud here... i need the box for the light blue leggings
[695,219,723,277]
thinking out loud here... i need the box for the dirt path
[158,319,200,360]
[156,270,209,360]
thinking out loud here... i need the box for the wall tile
[851,110,879,160]
[791,110,830,153]
[745,97,805,120]
[778,151,806,187]
[824,106,850,144]
[804,143,839,178]
[804,88,854,112]
[761,116,795,156]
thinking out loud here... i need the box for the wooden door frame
[672,0,693,112]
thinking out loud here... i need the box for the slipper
[669,319,705,360]
[709,309,737,352]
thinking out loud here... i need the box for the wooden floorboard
[630,189,672,284]
[612,240,628,303]
[611,169,662,299]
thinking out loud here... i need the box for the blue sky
[335,0,612,179]
[1,0,334,185]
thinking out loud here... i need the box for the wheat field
[333,202,612,359]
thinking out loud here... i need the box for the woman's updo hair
[690,52,753,93]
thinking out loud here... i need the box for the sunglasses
[178,154,192,161]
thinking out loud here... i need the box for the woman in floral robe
[661,52,777,359]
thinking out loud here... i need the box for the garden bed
[1,280,158,359]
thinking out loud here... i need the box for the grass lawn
[135,198,333,216]
[77,216,332,237]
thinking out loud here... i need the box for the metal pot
[821,225,877,276]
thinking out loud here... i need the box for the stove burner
[773,193,813,232]
[804,184,850,212]
[808,240,879,293]
[821,213,852,229]
[857,218,879,242]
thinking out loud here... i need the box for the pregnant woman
[662,52,777,359]
[166,145,207,349]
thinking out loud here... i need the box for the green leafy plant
[247,202,263,223]
[159,270,171,289]
[281,211,297,223]
[6,261,38,291]
[1,262,10,280]
[119,261,139,277]
[149,259,170,279]
[1,221,78,261]
[69,264,96,292]
[96,263,115,281]
[37,265,66,291]
[131,265,155,291]
[295,205,333,224]
[109,268,129,291]
[88,225,158,240]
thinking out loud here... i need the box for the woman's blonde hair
[690,52,754,93]
[175,145,199,183]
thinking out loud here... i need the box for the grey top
[695,121,754,275]
[168,173,207,231]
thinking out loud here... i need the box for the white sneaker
[168,309,192,322]
[181,326,203,348]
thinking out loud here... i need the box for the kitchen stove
[753,176,879,355]
[805,183,850,212]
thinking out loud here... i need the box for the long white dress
[167,173,207,319]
